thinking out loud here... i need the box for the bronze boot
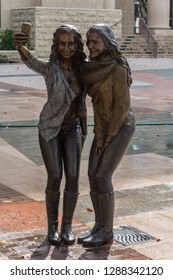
[82,191,114,247]
[78,191,101,244]
[46,190,61,245]
[61,191,78,245]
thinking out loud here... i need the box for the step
[117,34,173,58]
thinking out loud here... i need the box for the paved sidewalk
[1,58,173,260]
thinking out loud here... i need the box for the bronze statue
[14,24,87,246]
[78,24,136,247]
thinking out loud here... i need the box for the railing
[139,17,158,58]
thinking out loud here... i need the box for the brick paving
[0,223,151,260]
[132,70,173,101]
[0,183,34,204]
[0,184,151,260]
[1,59,173,260]
[0,81,47,97]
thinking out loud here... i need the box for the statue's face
[86,32,106,58]
[58,33,77,58]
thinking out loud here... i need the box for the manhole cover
[113,225,156,246]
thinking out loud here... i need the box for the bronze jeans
[39,122,82,193]
[88,123,135,193]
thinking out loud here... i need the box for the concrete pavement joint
[1,59,173,259]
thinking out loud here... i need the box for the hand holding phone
[13,22,32,47]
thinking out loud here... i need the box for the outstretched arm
[13,31,48,76]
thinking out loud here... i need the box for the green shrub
[0,29,16,50]
[0,54,9,63]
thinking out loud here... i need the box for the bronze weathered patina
[78,24,136,247]
[14,24,87,246]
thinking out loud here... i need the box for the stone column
[171,0,173,29]
[103,0,115,9]
[147,0,170,30]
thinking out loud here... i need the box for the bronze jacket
[91,63,135,141]
[24,53,86,142]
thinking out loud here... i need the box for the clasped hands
[96,135,113,156]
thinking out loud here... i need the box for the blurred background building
[0,0,173,58]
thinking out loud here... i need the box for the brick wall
[11,7,122,58]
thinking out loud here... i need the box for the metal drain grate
[113,225,156,246]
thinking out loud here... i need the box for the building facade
[1,0,103,28]
[1,0,134,34]
[1,1,173,34]
[11,7,122,57]
[1,0,173,58]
